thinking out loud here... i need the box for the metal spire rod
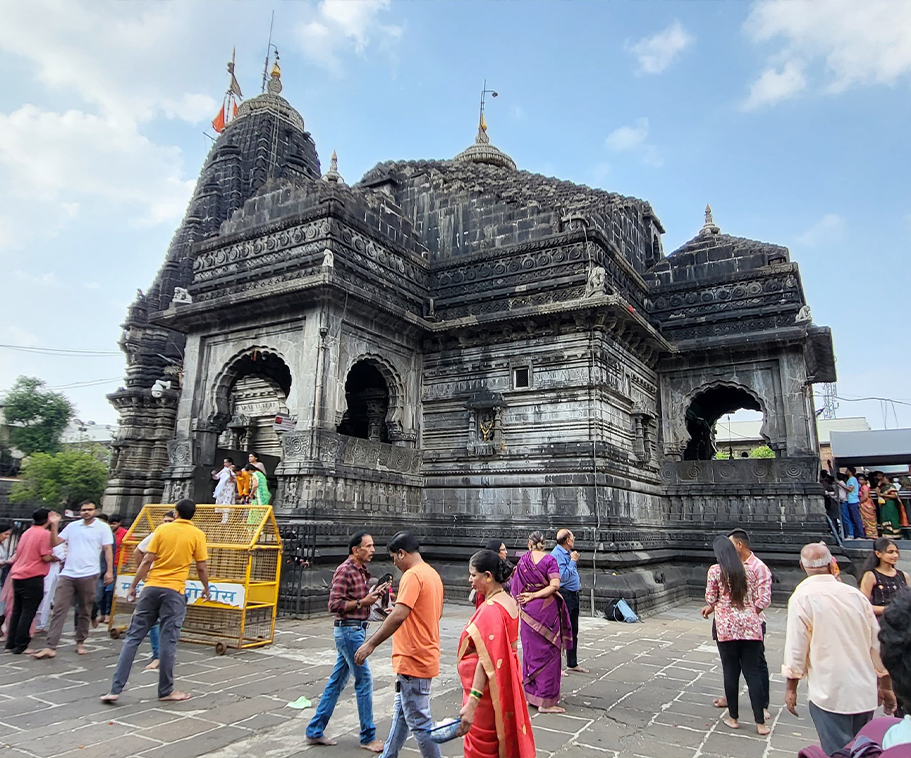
[479,79,498,127]
[261,10,276,94]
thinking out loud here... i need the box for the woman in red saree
[457,549,535,758]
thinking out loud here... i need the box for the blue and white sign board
[115,575,246,608]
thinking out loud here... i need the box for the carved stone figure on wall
[171,287,193,304]
[585,266,607,298]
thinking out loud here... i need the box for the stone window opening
[513,365,531,389]
[683,385,767,461]
[337,361,390,443]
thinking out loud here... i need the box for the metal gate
[277,523,323,618]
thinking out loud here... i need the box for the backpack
[603,598,640,623]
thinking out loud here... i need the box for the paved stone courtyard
[1,602,866,758]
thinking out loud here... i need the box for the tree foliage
[749,445,776,459]
[3,376,75,455]
[11,450,108,509]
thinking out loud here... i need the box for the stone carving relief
[171,287,193,305]
[584,266,607,297]
[281,432,312,461]
[193,220,330,275]
[466,391,506,457]
[795,305,812,323]
[167,439,193,467]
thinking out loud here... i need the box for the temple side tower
[105,63,319,514]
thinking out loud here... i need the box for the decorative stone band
[281,430,422,475]
[659,456,820,485]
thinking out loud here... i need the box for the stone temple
[105,66,836,612]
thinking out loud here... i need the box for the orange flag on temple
[232,100,238,119]
[212,104,226,134]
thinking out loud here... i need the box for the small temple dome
[454,122,516,171]
[234,58,304,133]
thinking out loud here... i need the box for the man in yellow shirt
[101,499,209,704]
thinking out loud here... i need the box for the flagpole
[262,10,275,94]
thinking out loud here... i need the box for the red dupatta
[458,599,535,758]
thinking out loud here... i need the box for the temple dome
[234,92,304,133]
[454,124,516,170]
[233,61,304,133]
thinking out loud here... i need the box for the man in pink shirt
[4,509,60,654]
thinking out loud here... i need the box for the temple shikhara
[105,60,836,611]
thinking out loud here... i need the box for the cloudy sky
[1,0,909,429]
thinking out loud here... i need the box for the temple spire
[267,53,283,95]
[322,150,345,184]
[701,203,720,235]
[454,81,516,170]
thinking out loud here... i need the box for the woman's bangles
[469,688,484,701]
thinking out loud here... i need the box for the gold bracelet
[469,689,483,700]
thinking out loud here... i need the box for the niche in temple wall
[217,374,286,458]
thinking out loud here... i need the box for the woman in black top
[860,537,910,616]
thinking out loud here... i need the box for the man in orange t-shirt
[355,531,444,758]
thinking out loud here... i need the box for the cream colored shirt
[782,574,886,714]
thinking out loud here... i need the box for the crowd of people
[822,467,909,541]
[212,452,270,506]
[4,493,911,757]
[702,528,911,756]
[0,502,135,658]
[305,528,586,757]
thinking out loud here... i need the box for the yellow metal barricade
[109,504,283,655]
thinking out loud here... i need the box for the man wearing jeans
[553,529,588,674]
[307,532,387,753]
[356,532,444,758]
[34,500,113,659]
[101,499,208,704]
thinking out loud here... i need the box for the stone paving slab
[0,602,890,758]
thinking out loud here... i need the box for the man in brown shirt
[306,531,388,753]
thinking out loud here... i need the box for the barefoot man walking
[34,500,113,659]
[101,499,209,704]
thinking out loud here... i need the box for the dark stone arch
[209,346,292,433]
[683,382,768,461]
[337,360,391,442]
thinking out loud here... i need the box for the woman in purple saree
[512,531,573,713]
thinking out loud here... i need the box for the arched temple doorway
[683,384,768,461]
[216,350,292,459]
[337,360,390,442]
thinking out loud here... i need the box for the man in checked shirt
[710,529,773,720]
[307,532,390,753]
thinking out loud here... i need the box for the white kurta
[213,468,236,505]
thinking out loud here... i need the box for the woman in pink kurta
[702,535,770,735]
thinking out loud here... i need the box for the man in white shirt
[34,501,113,659]
[782,542,896,755]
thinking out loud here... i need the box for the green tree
[749,445,776,459]
[11,450,108,509]
[3,376,75,455]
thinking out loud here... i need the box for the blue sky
[0,0,909,429]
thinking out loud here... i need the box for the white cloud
[605,118,663,168]
[0,326,39,348]
[743,0,911,108]
[0,1,217,125]
[606,118,650,151]
[797,214,846,247]
[0,106,193,226]
[296,0,403,73]
[0,215,23,253]
[742,60,807,110]
[626,21,694,75]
